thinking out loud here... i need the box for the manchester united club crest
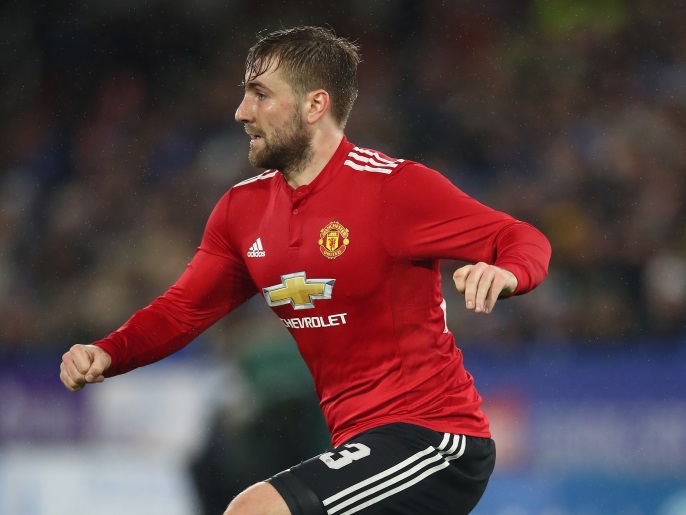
[318,221,350,259]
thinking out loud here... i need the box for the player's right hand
[60,344,112,392]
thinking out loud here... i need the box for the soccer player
[60,26,551,515]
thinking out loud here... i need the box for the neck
[284,129,344,188]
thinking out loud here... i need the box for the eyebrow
[239,79,272,93]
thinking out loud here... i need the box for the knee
[223,482,290,515]
[224,488,258,515]
[222,490,246,515]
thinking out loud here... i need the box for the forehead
[244,59,292,91]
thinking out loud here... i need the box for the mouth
[245,126,263,143]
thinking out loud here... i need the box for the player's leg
[223,481,294,515]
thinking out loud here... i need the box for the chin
[248,152,272,170]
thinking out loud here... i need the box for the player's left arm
[452,215,552,314]
[381,163,552,315]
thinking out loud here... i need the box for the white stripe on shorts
[439,434,467,461]
[322,433,467,515]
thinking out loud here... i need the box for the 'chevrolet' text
[280,313,348,329]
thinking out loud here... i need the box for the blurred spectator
[2,2,685,513]
[1,0,684,359]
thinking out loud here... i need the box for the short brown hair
[245,26,361,128]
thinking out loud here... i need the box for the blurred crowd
[1,0,685,361]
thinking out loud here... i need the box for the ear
[304,89,330,124]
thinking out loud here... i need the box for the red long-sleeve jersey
[94,137,551,445]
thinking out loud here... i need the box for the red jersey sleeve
[94,191,257,376]
[380,163,551,294]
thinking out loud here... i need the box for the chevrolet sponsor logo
[263,272,335,310]
[279,313,348,329]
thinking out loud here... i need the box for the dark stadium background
[1,1,685,513]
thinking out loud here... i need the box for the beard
[248,110,313,178]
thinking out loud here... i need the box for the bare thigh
[224,481,291,515]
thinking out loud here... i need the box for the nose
[235,94,251,123]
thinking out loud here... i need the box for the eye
[256,91,267,100]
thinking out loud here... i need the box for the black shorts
[267,423,495,515]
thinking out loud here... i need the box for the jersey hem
[333,416,492,447]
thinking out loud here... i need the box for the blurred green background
[1,1,684,513]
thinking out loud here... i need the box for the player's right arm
[59,190,257,389]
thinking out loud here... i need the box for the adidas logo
[247,237,266,258]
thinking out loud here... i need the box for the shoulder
[341,145,448,185]
[203,170,280,251]
[341,145,456,197]
[219,169,281,206]
[341,145,414,176]
[231,169,281,190]
[207,170,279,221]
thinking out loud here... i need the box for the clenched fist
[60,344,112,391]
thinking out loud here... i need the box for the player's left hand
[453,262,518,315]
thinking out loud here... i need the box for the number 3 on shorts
[319,443,371,470]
